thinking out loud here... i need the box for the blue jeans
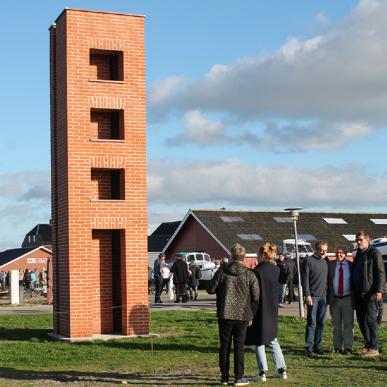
[305,296,327,351]
[255,338,286,372]
[278,283,287,304]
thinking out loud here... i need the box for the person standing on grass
[327,245,354,354]
[284,254,297,304]
[170,254,189,303]
[245,242,288,382]
[302,240,329,357]
[352,231,385,357]
[153,253,165,303]
[276,253,287,308]
[207,243,260,387]
[188,261,201,300]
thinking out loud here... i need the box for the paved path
[1,292,386,323]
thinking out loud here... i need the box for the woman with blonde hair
[245,242,287,381]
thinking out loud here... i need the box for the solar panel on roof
[237,234,262,241]
[370,219,387,225]
[220,216,244,223]
[273,217,292,223]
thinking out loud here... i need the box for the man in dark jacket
[170,254,189,303]
[207,244,259,386]
[302,240,328,357]
[352,230,385,357]
[327,245,353,354]
[284,254,297,304]
[153,253,165,303]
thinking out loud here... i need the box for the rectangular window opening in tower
[90,49,123,81]
[91,109,124,140]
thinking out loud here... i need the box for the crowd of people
[20,268,48,296]
[206,229,385,386]
[152,253,203,303]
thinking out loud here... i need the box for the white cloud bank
[149,0,387,151]
[148,158,387,209]
[0,171,50,251]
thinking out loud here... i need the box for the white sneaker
[234,378,249,386]
[249,373,266,382]
[273,369,288,379]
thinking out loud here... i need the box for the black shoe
[343,349,352,355]
[219,379,228,385]
[174,300,180,303]
[334,348,342,354]
[305,350,314,358]
[314,348,324,355]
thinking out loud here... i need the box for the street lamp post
[284,207,304,318]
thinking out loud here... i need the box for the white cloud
[148,158,387,209]
[165,110,370,151]
[0,171,50,201]
[0,171,50,251]
[149,0,387,150]
[166,110,228,146]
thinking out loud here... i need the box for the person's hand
[375,292,382,302]
[248,320,252,326]
[306,296,313,306]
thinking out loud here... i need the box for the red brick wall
[51,9,148,338]
[165,215,229,261]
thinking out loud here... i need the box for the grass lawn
[0,311,385,386]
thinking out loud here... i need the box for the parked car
[371,237,387,273]
[177,251,215,281]
[282,239,314,259]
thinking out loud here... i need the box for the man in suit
[327,245,353,354]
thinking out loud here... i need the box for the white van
[371,237,387,273]
[178,251,215,281]
[282,239,314,259]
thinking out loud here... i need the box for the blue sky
[0,0,386,250]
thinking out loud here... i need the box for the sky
[0,0,386,250]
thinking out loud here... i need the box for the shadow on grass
[0,368,219,385]
[0,327,53,342]
[0,327,219,354]
[81,339,219,354]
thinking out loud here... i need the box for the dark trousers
[218,319,248,381]
[286,277,294,303]
[305,296,327,351]
[175,283,187,302]
[154,276,163,302]
[354,291,379,349]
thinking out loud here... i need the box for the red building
[163,209,387,267]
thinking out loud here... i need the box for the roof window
[220,216,244,223]
[323,218,347,224]
[237,234,262,241]
[342,234,356,241]
[273,217,293,223]
[370,218,387,225]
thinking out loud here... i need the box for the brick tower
[50,9,149,339]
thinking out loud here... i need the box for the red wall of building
[165,215,228,261]
[0,248,51,272]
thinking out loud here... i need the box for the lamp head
[284,207,303,221]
